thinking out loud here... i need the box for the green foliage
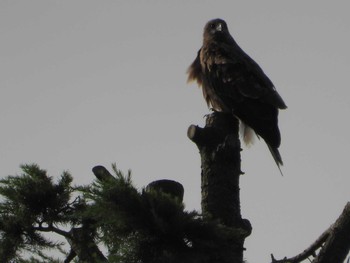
[0,164,75,262]
[80,165,237,263]
[0,164,238,263]
[0,164,73,222]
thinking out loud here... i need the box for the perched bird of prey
[187,18,287,174]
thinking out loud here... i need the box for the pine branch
[32,224,70,238]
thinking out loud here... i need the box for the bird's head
[203,19,230,40]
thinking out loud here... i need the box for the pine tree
[0,162,245,262]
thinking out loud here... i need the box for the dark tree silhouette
[0,112,349,262]
[188,112,251,263]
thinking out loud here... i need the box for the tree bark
[188,112,251,263]
[313,202,350,263]
[66,226,108,263]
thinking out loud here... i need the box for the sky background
[1,1,350,262]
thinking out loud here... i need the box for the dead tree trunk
[188,112,251,263]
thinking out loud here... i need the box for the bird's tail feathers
[267,145,284,176]
[239,122,256,147]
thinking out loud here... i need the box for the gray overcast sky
[1,1,349,262]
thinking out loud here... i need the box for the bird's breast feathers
[200,46,230,73]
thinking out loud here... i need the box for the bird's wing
[239,52,287,109]
[187,49,203,86]
[188,49,226,110]
[209,50,287,110]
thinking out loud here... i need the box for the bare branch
[313,202,350,263]
[271,202,350,263]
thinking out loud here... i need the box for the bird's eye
[210,23,216,29]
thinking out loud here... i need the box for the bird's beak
[216,23,222,32]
